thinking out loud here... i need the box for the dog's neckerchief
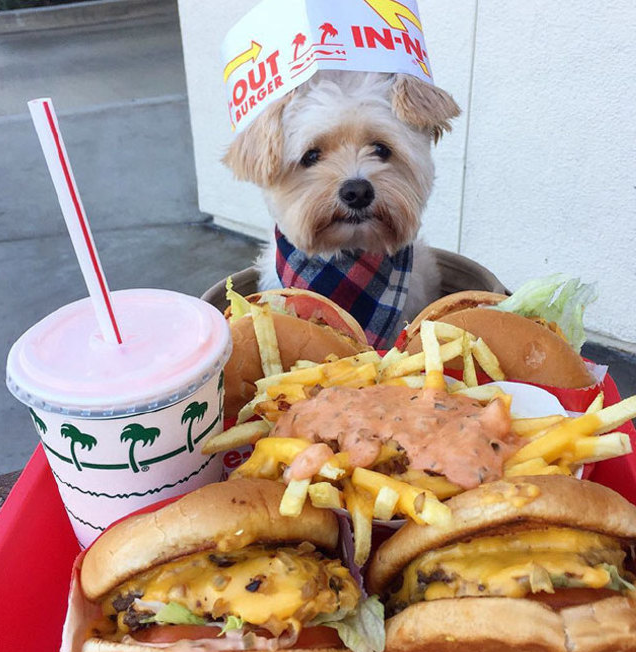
[275,226,413,349]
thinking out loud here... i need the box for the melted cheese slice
[104,544,360,634]
[389,527,624,609]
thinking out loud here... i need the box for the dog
[223,70,460,347]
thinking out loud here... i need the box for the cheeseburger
[367,475,636,652]
[403,289,595,388]
[63,479,384,652]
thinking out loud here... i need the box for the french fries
[585,391,604,414]
[343,479,374,566]
[280,478,310,517]
[511,415,566,438]
[202,420,270,455]
[251,303,283,377]
[230,437,310,479]
[420,321,445,391]
[471,337,505,381]
[308,482,343,509]
[506,396,636,467]
[462,332,478,387]
[352,468,452,527]
[373,486,400,520]
[572,432,632,464]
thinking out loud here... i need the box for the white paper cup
[6,289,232,547]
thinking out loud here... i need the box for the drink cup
[6,288,232,547]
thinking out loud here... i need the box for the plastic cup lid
[6,289,232,417]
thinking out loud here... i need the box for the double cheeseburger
[402,290,595,388]
[224,287,370,418]
[63,479,384,652]
[367,475,636,652]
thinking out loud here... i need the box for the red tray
[1,375,634,652]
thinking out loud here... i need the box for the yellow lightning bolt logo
[223,40,262,83]
[417,60,430,77]
[363,0,422,32]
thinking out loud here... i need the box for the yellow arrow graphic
[363,0,422,32]
[417,59,430,77]
[223,40,262,83]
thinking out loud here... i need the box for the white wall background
[178,0,636,351]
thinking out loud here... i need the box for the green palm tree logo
[60,423,97,472]
[120,424,160,473]
[29,408,47,434]
[181,401,208,453]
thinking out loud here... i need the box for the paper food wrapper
[222,0,433,132]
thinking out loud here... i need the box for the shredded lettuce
[152,602,206,626]
[601,563,636,592]
[310,596,385,652]
[226,276,252,323]
[492,274,597,353]
[218,615,245,636]
[550,564,635,593]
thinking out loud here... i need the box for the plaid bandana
[275,227,413,349]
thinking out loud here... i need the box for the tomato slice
[295,626,342,649]
[526,588,618,610]
[132,624,342,648]
[132,625,224,643]
[285,295,357,340]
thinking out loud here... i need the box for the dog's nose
[339,179,375,210]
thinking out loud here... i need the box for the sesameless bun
[82,641,347,652]
[81,478,339,601]
[368,476,636,652]
[367,475,636,596]
[405,290,508,337]
[404,291,594,388]
[225,306,370,419]
[384,595,636,652]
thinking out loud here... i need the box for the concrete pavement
[0,8,260,474]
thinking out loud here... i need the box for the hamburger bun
[82,478,339,601]
[405,290,508,337]
[368,475,636,652]
[225,289,370,418]
[383,595,636,652]
[368,474,636,595]
[404,291,594,388]
[82,642,346,652]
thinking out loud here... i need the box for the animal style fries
[202,297,636,566]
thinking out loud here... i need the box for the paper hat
[222,0,434,133]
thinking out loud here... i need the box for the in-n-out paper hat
[222,0,434,133]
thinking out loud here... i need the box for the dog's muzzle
[339,178,375,210]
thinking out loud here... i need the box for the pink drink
[6,289,231,547]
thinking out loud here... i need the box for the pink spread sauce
[272,386,520,489]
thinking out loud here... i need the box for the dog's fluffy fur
[224,71,460,326]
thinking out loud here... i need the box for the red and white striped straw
[28,98,123,345]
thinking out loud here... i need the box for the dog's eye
[373,142,392,160]
[300,149,321,167]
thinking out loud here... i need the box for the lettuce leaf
[226,276,252,323]
[152,602,206,625]
[492,274,597,353]
[310,596,385,652]
[601,564,636,592]
[219,615,245,636]
[144,604,248,634]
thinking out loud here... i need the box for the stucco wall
[178,0,636,350]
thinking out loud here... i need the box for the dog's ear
[222,94,291,187]
[392,74,461,143]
